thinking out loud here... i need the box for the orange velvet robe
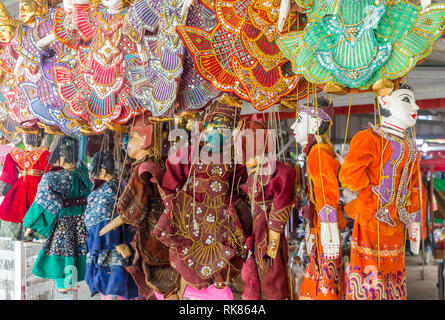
[339,125,421,300]
[299,143,346,300]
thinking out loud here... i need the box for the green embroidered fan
[276,0,445,93]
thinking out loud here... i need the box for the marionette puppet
[339,83,422,300]
[277,0,445,94]
[177,0,311,112]
[153,94,249,295]
[0,127,48,240]
[84,150,139,300]
[23,136,92,292]
[99,114,181,300]
[122,0,219,116]
[53,0,145,133]
[235,114,296,300]
[122,0,188,117]
[290,97,347,300]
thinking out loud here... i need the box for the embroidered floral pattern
[87,249,128,268]
[84,180,118,228]
[35,170,72,216]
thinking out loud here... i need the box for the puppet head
[49,136,79,169]
[127,114,154,160]
[90,150,114,181]
[376,83,419,131]
[234,113,275,165]
[23,128,44,150]
[19,0,48,24]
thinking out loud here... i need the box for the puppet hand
[342,188,358,204]
[421,0,431,9]
[409,222,421,255]
[266,229,281,259]
[115,244,132,258]
[277,0,291,32]
[181,0,194,18]
[320,222,340,260]
[24,228,33,238]
[36,33,56,49]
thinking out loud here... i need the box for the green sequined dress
[277,0,445,90]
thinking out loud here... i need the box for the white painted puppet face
[290,113,319,146]
[379,88,419,130]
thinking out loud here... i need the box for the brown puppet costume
[100,115,180,299]
[236,114,296,300]
[290,97,347,300]
[153,94,249,292]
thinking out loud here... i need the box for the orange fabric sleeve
[339,130,379,192]
[307,144,339,217]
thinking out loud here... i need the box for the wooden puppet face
[378,88,419,130]
[127,131,145,160]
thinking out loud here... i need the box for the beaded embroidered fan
[123,0,219,117]
[277,0,445,91]
[53,3,145,133]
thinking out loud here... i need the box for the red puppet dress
[154,144,248,289]
[0,147,50,224]
[299,143,347,300]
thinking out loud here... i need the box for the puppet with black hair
[339,84,423,300]
[84,150,139,300]
[0,127,49,240]
[23,136,92,292]
[289,97,347,300]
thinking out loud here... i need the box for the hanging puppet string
[306,83,322,272]
[226,102,240,285]
[342,93,352,158]
[410,124,425,257]
[110,115,136,221]
[376,93,391,268]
